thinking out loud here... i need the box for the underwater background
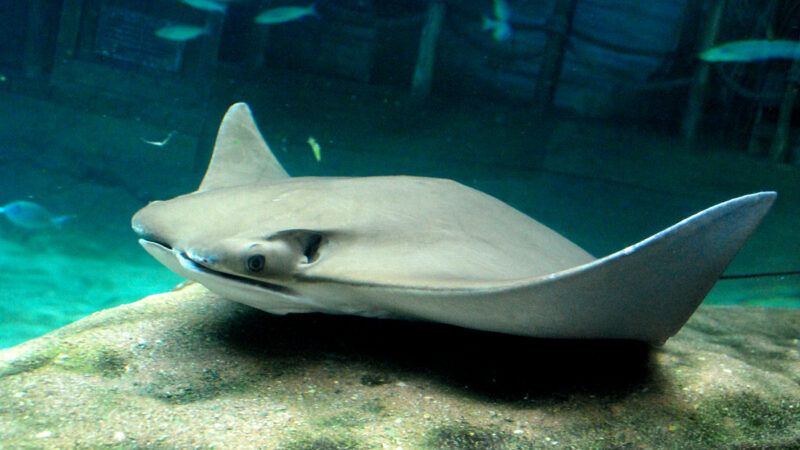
[0,0,798,349]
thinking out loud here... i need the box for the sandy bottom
[0,74,797,348]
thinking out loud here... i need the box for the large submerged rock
[0,284,798,449]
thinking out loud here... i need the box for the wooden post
[532,0,579,116]
[243,22,270,75]
[747,105,764,155]
[53,0,84,65]
[769,60,800,163]
[185,11,224,84]
[188,12,225,174]
[680,0,726,146]
[411,1,445,101]
[23,0,48,78]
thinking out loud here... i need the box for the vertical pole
[187,12,224,84]
[533,0,579,116]
[411,1,445,101]
[769,60,800,163]
[188,13,224,173]
[680,0,726,147]
[243,24,270,75]
[53,0,84,64]
[747,105,764,155]
[23,0,47,78]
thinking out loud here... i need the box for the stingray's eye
[246,254,265,272]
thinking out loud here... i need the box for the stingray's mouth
[138,238,298,297]
[138,235,173,250]
[177,251,299,297]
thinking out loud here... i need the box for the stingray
[132,103,776,344]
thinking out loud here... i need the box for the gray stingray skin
[132,103,776,344]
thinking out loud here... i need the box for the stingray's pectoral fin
[499,192,776,344]
[369,193,775,344]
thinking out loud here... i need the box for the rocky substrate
[0,283,798,449]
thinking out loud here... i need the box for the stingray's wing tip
[500,192,777,344]
[602,191,777,343]
[730,191,776,208]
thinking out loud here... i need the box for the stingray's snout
[131,212,146,237]
[131,203,154,236]
[131,201,171,247]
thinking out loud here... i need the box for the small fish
[307,136,321,162]
[493,0,510,22]
[141,131,176,147]
[255,4,316,25]
[700,39,800,62]
[180,0,227,13]
[482,18,512,41]
[0,201,73,230]
[155,25,207,42]
[482,0,512,42]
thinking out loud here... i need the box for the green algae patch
[425,423,530,450]
[317,412,365,429]
[0,344,60,378]
[557,391,800,449]
[693,393,800,447]
[55,346,129,378]
[359,372,390,386]
[90,348,128,377]
[280,434,365,450]
[561,400,717,448]
[136,360,268,405]
[315,398,387,431]
[140,368,238,404]
[360,397,386,415]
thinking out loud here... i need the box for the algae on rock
[0,284,798,449]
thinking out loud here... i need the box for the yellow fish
[307,136,321,162]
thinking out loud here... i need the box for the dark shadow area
[209,306,659,403]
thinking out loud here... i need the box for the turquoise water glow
[0,1,798,349]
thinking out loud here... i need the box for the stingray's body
[132,103,776,344]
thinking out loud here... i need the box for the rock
[0,283,798,449]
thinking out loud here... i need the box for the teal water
[1,1,799,349]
